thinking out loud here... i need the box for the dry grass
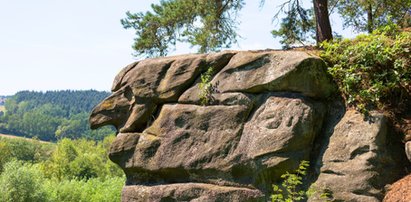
[0,105,4,112]
[0,133,51,144]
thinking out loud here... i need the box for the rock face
[90,50,407,201]
[309,110,405,201]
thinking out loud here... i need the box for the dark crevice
[175,53,238,102]
[352,189,381,198]
[154,60,175,90]
[305,96,346,191]
[350,145,370,160]
[221,54,270,75]
[322,169,345,176]
[158,57,208,101]
[145,104,162,130]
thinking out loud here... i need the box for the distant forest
[0,90,115,141]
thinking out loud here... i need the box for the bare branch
[272,0,293,23]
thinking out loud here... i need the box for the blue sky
[0,0,354,95]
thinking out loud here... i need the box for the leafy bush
[0,137,54,171]
[41,136,124,180]
[44,177,124,202]
[0,160,124,202]
[0,136,125,202]
[321,24,411,113]
[0,160,48,202]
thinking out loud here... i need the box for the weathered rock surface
[179,51,336,104]
[383,174,411,202]
[122,183,264,202]
[90,50,407,201]
[310,110,406,201]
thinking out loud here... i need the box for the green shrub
[0,137,54,171]
[321,24,411,113]
[41,136,124,180]
[0,160,48,202]
[0,136,124,202]
[44,177,124,202]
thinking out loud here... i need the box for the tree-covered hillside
[0,90,115,141]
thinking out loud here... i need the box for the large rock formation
[309,110,405,201]
[90,50,407,201]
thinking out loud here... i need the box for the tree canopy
[121,0,244,57]
[335,0,411,33]
[123,0,411,56]
[0,90,115,141]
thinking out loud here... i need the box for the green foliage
[321,24,411,113]
[199,66,215,105]
[270,0,411,48]
[0,160,123,202]
[335,0,411,33]
[44,177,124,202]
[0,90,115,141]
[121,0,244,57]
[0,136,125,202]
[272,160,310,202]
[0,160,48,202]
[11,90,108,113]
[0,137,54,171]
[41,136,123,180]
[271,1,316,48]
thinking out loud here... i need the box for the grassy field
[0,133,52,144]
[0,105,4,112]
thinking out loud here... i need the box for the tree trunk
[213,0,223,32]
[313,0,333,44]
[367,3,373,33]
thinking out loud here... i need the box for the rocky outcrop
[90,50,407,201]
[310,110,406,201]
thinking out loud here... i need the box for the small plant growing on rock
[272,160,310,202]
[199,66,215,105]
[271,160,331,202]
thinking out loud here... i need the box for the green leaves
[0,161,48,202]
[335,0,411,33]
[321,25,411,114]
[0,160,124,202]
[121,0,244,57]
[199,66,215,105]
[0,136,125,202]
[271,1,316,49]
[271,160,310,202]
[41,137,123,180]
